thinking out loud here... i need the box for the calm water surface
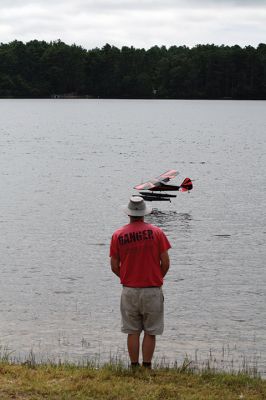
[0,99,265,374]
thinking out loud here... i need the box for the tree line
[0,40,266,99]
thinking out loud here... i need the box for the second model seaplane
[134,170,193,202]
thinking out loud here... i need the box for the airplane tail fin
[180,177,193,192]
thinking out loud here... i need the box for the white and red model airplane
[134,170,193,202]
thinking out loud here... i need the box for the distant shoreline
[1,41,266,100]
[1,97,266,100]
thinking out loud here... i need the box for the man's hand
[110,256,120,277]
[160,251,170,277]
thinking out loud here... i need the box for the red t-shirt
[109,221,171,287]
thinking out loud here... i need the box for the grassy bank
[0,362,265,400]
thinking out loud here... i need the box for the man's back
[110,220,170,287]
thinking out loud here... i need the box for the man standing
[110,196,171,369]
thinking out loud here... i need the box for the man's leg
[127,332,141,363]
[142,333,156,367]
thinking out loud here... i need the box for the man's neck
[129,216,144,223]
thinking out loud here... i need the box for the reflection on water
[147,210,192,234]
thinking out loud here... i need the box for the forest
[0,40,266,99]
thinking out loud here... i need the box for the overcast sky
[0,0,266,49]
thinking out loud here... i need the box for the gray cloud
[1,0,266,5]
[0,0,266,48]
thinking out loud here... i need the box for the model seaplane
[134,170,193,202]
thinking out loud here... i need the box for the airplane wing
[156,169,179,182]
[134,170,179,190]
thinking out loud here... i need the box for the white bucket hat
[123,196,152,217]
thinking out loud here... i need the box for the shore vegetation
[0,360,265,400]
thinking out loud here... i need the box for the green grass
[0,362,265,400]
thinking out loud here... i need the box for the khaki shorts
[120,286,164,335]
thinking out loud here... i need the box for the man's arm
[160,250,170,277]
[110,256,120,278]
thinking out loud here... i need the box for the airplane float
[134,170,193,202]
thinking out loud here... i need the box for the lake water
[0,99,265,374]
